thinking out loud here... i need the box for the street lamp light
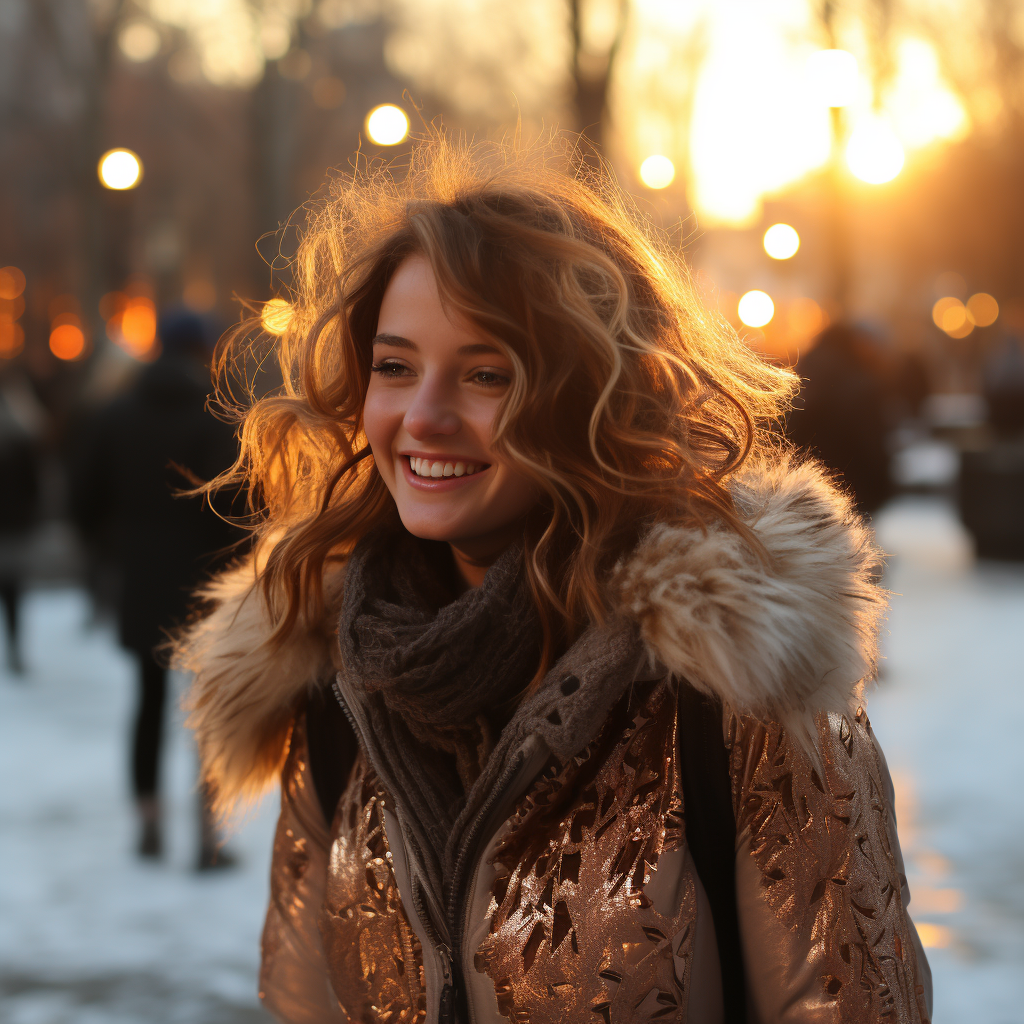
[763,223,800,260]
[639,155,676,190]
[365,105,409,146]
[98,149,143,190]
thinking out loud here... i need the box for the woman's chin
[395,509,471,545]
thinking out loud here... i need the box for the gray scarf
[336,529,542,888]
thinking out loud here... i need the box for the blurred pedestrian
[71,308,241,865]
[787,322,893,514]
[0,367,44,676]
[982,335,1024,436]
[959,335,1024,558]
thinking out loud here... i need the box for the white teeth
[408,457,485,478]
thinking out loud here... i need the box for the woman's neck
[449,544,493,591]
[448,522,523,591]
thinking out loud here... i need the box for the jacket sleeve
[260,715,349,1024]
[727,707,933,1024]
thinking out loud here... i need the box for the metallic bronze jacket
[178,460,933,1024]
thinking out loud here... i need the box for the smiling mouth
[407,456,488,479]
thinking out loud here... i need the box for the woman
[176,137,932,1023]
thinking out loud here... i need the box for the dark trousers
[0,578,21,672]
[131,650,167,799]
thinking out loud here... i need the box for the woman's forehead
[375,255,503,358]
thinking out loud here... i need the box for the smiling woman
[174,134,931,1024]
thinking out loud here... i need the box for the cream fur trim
[174,557,346,811]
[613,458,883,746]
[178,457,884,806]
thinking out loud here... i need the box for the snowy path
[0,590,276,1023]
[871,498,1024,1023]
[1,497,1022,1022]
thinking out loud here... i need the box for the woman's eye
[370,360,411,378]
[472,369,511,388]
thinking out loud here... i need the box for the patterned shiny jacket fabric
[177,460,933,1024]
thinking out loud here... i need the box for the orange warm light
[49,313,87,360]
[966,292,999,327]
[0,266,26,300]
[105,292,159,359]
[932,296,974,338]
[748,296,830,362]
[0,319,24,358]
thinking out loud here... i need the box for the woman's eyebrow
[372,334,503,357]
[457,342,503,356]
[371,332,416,349]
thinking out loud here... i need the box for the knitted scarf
[336,527,543,893]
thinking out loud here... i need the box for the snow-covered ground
[0,590,277,1023]
[871,497,1024,1023]
[1,496,1022,1022]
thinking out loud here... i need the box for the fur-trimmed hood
[176,458,884,809]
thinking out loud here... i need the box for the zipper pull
[437,944,455,1024]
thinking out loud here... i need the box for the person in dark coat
[0,369,43,676]
[786,322,893,515]
[71,308,241,864]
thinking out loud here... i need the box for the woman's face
[364,255,539,570]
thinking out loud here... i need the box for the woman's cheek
[362,388,398,485]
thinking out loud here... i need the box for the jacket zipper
[448,752,525,951]
[333,678,457,1017]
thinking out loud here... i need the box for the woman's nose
[403,379,460,439]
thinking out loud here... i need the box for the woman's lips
[399,454,491,491]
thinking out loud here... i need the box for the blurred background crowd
[2,1,1023,1022]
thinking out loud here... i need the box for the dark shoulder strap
[676,679,747,1023]
[305,682,359,827]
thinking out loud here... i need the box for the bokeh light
[0,266,26,300]
[763,223,800,260]
[0,319,24,359]
[98,149,143,190]
[121,298,157,355]
[738,290,775,328]
[932,296,974,338]
[846,118,905,184]
[0,294,25,321]
[365,105,409,146]
[806,49,860,108]
[1,269,27,359]
[49,315,86,360]
[787,296,827,341]
[914,922,952,949]
[119,22,161,62]
[966,292,999,327]
[639,154,676,190]
[104,292,158,359]
[261,298,294,336]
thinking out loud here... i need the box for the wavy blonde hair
[208,133,797,679]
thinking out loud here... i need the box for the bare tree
[569,0,629,156]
